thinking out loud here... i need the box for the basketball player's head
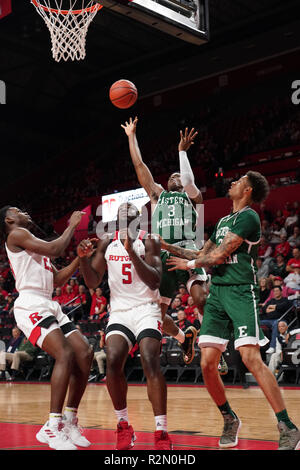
[167,172,183,192]
[117,202,140,236]
[0,206,32,240]
[228,171,269,205]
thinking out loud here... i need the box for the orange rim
[31,0,103,15]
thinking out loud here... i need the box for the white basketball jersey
[5,244,54,298]
[105,230,160,312]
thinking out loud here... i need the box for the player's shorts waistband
[110,300,160,314]
[17,289,53,300]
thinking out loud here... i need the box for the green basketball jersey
[210,206,261,286]
[151,190,198,245]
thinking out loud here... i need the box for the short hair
[0,206,11,241]
[246,171,270,204]
[273,285,282,291]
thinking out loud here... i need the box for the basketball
[109,79,138,109]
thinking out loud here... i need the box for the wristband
[187,260,196,269]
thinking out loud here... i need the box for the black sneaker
[180,326,197,365]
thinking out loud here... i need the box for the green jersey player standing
[121,117,207,364]
[164,171,300,450]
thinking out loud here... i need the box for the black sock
[218,401,237,420]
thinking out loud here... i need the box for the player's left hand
[77,238,98,258]
[178,127,198,152]
[166,256,189,271]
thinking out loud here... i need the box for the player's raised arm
[7,211,84,258]
[121,117,163,202]
[178,127,203,205]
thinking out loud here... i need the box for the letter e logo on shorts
[238,326,248,337]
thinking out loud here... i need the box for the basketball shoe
[36,420,77,450]
[115,420,136,450]
[219,416,241,448]
[278,422,300,450]
[180,326,197,364]
[63,416,91,448]
[154,431,173,450]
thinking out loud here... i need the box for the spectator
[287,226,300,248]
[273,234,291,259]
[261,220,271,240]
[175,309,193,332]
[89,287,107,320]
[0,326,23,379]
[258,278,271,307]
[263,276,298,305]
[269,223,286,246]
[256,257,269,279]
[168,297,182,320]
[0,336,38,380]
[52,286,64,304]
[89,330,106,382]
[0,277,8,299]
[258,236,272,260]
[284,266,300,291]
[261,286,292,353]
[268,321,290,376]
[184,296,197,323]
[69,278,79,296]
[2,293,15,314]
[284,208,299,234]
[273,209,286,227]
[177,284,189,306]
[286,247,300,273]
[268,254,287,280]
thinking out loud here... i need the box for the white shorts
[106,301,162,350]
[14,291,76,348]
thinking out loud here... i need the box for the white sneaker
[36,421,77,450]
[266,347,275,354]
[63,416,91,448]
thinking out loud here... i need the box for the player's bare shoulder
[7,226,32,251]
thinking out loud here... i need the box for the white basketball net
[31,0,102,62]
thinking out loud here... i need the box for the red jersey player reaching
[0,206,93,450]
[78,202,173,450]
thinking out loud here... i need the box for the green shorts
[159,250,207,304]
[199,283,269,351]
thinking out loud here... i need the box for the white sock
[49,413,62,428]
[64,406,78,423]
[115,407,129,424]
[155,415,168,432]
[174,329,185,344]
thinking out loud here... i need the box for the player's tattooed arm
[166,232,243,270]
[160,237,215,260]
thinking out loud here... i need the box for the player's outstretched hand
[77,238,98,258]
[69,211,86,228]
[121,116,138,136]
[166,256,189,271]
[178,127,198,152]
[157,234,168,251]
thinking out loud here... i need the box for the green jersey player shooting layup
[121,118,207,364]
[164,171,300,450]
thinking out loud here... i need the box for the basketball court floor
[0,380,299,451]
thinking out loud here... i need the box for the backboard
[97,0,209,46]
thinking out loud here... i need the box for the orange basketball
[109,79,138,109]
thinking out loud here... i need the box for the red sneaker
[116,421,136,450]
[154,430,173,450]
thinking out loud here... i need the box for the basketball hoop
[31,0,103,62]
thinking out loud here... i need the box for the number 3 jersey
[5,243,54,299]
[105,230,160,312]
